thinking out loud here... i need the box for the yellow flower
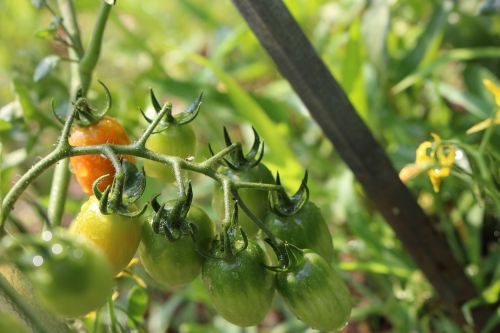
[466,79,500,134]
[484,79,500,106]
[399,133,455,192]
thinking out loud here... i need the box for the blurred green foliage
[0,0,499,332]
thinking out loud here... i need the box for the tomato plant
[0,2,364,332]
[70,195,143,274]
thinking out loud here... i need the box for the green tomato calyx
[209,126,265,170]
[93,160,147,218]
[141,90,202,133]
[54,80,111,127]
[150,182,195,241]
[269,171,309,217]
[203,202,249,261]
[263,240,305,273]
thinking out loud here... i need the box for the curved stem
[47,99,77,227]
[230,187,278,245]
[201,143,240,168]
[79,2,112,94]
[2,150,64,228]
[136,103,172,148]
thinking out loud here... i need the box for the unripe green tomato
[139,204,215,289]
[70,196,143,274]
[276,250,351,331]
[25,231,114,318]
[213,164,274,237]
[265,202,334,262]
[202,241,275,327]
[144,124,196,183]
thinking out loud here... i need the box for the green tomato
[276,250,351,331]
[265,202,334,262]
[139,204,215,289]
[70,196,143,274]
[213,164,274,237]
[25,230,114,318]
[202,241,275,327]
[144,124,196,183]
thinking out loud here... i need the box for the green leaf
[122,160,146,204]
[338,261,412,279]
[35,27,57,40]
[392,47,500,94]
[33,55,60,82]
[126,286,148,321]
[398,3,446,78]
[0,120,12,132]
[12,78,37,122]
[438,82,490,118]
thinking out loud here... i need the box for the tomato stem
[202,143,240,168]
[136,102,174,148]
[107,296,119,333]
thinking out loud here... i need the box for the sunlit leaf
[392,47,500,94]
[33,55,60,82]
[126,286,148,321]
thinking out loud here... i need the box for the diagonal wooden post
[231,0,494,329]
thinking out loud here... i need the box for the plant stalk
[79,1,112,94]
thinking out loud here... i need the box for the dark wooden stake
[231,0,495,330]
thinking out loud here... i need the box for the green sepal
[269,171,309,217]
[149,182,194,241]
[205,202,249,262]
[92,160,147,218]
[212,126,265,170]
[142,90,202,133]
[66,80,112,127]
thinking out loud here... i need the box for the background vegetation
[0,0,499,332]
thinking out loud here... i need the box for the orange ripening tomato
[68,116,135,195]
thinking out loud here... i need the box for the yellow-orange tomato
[68,116,134,195]
[70,196,143,274]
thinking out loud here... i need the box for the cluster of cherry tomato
[3,91,351,331]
